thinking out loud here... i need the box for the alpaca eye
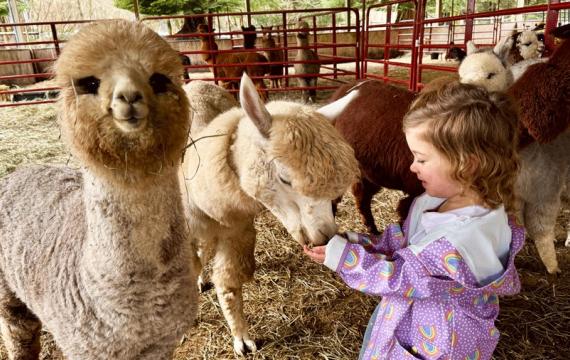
[149,73,171,94]
[487,73,496,79]
[76,76,100,95]
[279,176,292,186]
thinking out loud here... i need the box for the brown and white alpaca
[182,74,359,355]
[0,20,198,359]
[261,25,285,88]
[197,24,269,99]
[294,20,320,102]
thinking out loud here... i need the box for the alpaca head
[261,26,273,40]
[55,20,189,184]
[458,36,514,92]
[297,20,310,40]
[241,25,257,49]
[237,74,359,246]
[516,30,544,59]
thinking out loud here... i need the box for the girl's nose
[410,162,417,173]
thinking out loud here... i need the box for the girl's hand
[303,245,326,264]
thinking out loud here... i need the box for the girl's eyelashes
[413,156,426,164]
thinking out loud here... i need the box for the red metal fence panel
[1,2,569,107]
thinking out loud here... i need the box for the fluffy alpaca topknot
[267,101,359,199]
[55,20,190,185]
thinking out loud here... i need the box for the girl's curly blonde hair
[403,81,520,213]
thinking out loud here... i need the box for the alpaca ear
[466,41,478,55]
[494,35,513,62]
[317,89,360,121]
[240,73,272,138]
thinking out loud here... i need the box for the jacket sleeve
[324,234,446,298]
[344,223,408,256]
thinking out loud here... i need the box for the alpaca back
[184,80,238,134]
[330,80,422,196]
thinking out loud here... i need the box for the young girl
[304,81,524,360]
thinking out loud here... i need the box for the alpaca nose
[111,77,149,129]
[116,90,143,104]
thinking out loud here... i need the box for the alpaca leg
[308,78,317,103]
[352,179,380,235]
[0,292,41,360]
[563,183,570,247]
[332,195,343,218]
[196,240,214,293]
[396,195,415,223]
[212,225,256,355]
[254,79,268,102]
[298,78,310,103]
[524,201,561,274]
[565,221,570,248]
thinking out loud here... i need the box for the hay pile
[0,103,569,360]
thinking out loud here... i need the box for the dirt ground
[0,82,569,359]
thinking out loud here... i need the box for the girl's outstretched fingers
[303,245,326,264]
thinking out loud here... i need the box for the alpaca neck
[81,167,185,275]
[200,38,216,64]
[296,36,309,48]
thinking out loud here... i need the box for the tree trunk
[175,16,207,35]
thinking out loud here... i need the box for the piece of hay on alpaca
[181,74,359,355]
[0,20,198,360]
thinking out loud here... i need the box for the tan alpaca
[197,24,269,99]
[182,74,359,355]
[295,20,320,103]
[261,25,284,89]
[0,20,198,359]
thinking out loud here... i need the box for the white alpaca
[181,74,359,355]
[458,37,570,274]
[458,36,515,92]
[510,30,548,81]
[0,20,198,359]
[513,30,545,61]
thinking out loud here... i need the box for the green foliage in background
[114,0,242,15]
[0,0,27,18]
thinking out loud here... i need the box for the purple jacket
[324,194,525,359]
